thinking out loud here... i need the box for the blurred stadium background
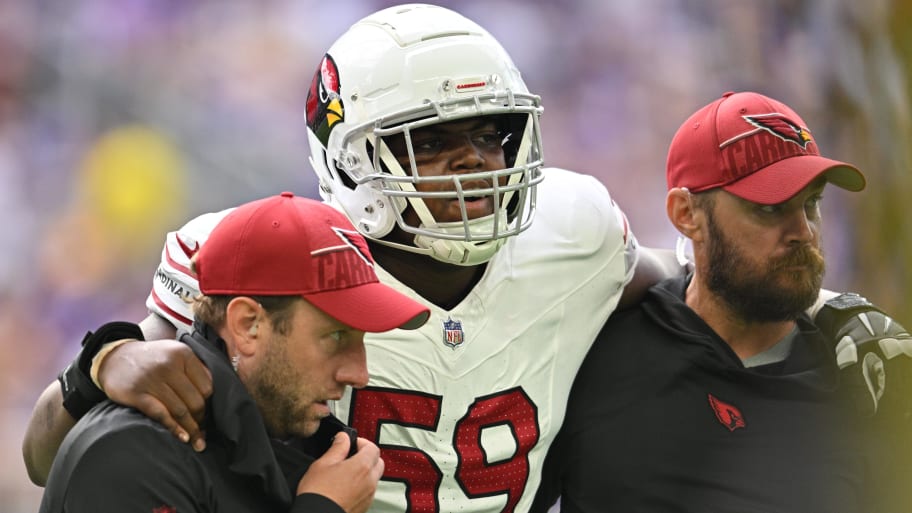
[2,1,910,509]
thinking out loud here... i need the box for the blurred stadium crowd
[2,0,910,510]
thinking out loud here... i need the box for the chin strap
[412,210,510,266]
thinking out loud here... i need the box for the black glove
[815,293,912,418]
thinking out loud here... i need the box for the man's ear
[666,187,704,243]
[225,297,262,358]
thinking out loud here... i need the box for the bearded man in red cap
[533,92,911,513]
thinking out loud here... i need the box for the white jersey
[146,168,637,513]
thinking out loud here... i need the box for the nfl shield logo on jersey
[442,317,465,349]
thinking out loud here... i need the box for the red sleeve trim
[164,242,195,279]
[150,289,193,327]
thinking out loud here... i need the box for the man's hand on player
[816,293,912,418]
[97,340,213,451]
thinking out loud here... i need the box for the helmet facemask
[334,97,544,266]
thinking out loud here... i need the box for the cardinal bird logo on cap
[743,113,813,149]
[708,394,746,432]
[327,227,374,267]
[306,54,344,146]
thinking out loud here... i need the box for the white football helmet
[306,3,544,266]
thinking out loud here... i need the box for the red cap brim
[723,155,865,205]
[304,282,430,332]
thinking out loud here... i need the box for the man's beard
[702,211,825,323]
[246,336,316,439]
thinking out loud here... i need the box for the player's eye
[471,129,502,148]
[412,137,443,155]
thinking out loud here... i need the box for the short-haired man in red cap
[39,193,429,513]
[532,92,911,513]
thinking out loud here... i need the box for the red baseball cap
[666,91,865,204]
[196,192,429,332]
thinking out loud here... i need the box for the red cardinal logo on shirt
[708,394,746,432]
[152,506,176,513]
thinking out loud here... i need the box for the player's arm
[22,315,165,485]
[94,314,212,451]
[23,212,226,486]
[22,314,212,485]
[616,246,687,310]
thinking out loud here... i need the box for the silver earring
[231,355,239,372]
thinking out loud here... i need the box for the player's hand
[296,434,384,513]
[815,293,912,417]
[97,339,213,451]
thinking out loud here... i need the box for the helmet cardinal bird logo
[306,54,344,146]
